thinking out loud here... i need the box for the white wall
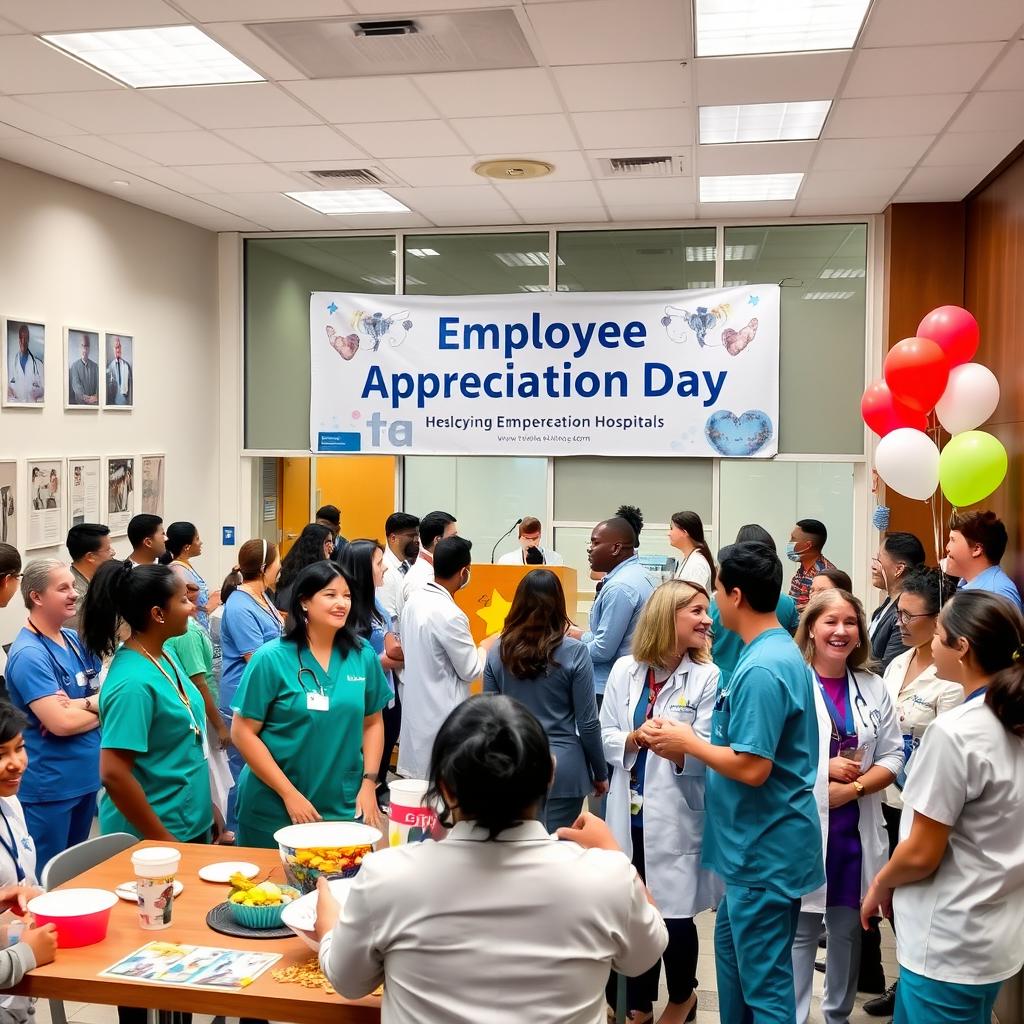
[0,158,221,645]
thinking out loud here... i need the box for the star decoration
[476,588,513,637]
[748,295,759,306]
[327,302,338,314]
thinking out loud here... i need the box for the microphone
[491,518,523,563]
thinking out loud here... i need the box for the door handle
[286,532,297,539]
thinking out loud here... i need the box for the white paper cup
[131,848,181,930]
[388,779,443,846]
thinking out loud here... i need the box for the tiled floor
[31,909,898,1024]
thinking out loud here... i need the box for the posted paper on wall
[309,285,780,458]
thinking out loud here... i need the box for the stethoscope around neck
[815,666,880,737]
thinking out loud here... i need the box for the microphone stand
[491,518,523,563]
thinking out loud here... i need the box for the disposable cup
[131,848,181,930]
[388,779,444,846]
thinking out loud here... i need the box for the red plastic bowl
[28,888,118,948]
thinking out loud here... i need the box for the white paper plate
[280,879,353,951]
[197,861,259,884]
[115,879,184,903]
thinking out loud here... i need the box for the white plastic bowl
[274,821,382,893]
[280,878,354,951]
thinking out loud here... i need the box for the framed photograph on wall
[26,458,63,549]
[0,461,17,546]
[140,454,164,517]
[105,456,135,536]
[64,327,101,409]
[67,457,101,527]
[3,318,45,408]
[102,332,134,410]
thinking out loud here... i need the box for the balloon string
[928,413,944,567]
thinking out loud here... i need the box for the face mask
[460,568,471,591]
[785,542,804,563]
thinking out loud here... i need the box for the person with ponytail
[668,511,716,593]
[314,695,668,1022]
[80,561,212,842]
[163,521,218,631]
[861,590,1024,1024]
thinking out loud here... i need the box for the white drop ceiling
[0,0,1020,232]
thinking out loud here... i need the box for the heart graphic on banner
[705,410,774,456]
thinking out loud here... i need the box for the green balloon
[939,430,1007,507]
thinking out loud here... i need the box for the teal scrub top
[98,648,213,842]
[702,628,824,899]
[232,637,391,835]
[710,595,800,686]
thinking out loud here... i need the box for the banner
[309,284,780,457]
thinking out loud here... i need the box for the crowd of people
[0,499,1020,1024]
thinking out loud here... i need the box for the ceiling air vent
[248,10,537,78]
[596,155,686,178]
[303,167,393,187]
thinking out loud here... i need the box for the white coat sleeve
[869,674,905,779]
[318,869,385,998]
[439,611,486,683]
[608,855,669,977]
[601,657,639,770]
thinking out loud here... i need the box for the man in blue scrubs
[653,541,823,1023]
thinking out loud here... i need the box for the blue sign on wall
[222,526,235,545]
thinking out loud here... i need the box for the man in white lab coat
[378,511,420,621]
[396,510,457,619]
[7,323,43,404]
[397,536,491,779]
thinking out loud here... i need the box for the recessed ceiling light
[699,101,832,144]
[284,190,410,215]
[694,0,871,57]
[407,247,439,258]
[699,173,803,203]
[519,284,551,293]
[820,267,866,279]
[803,290,856,301]
[494,251,565,268]
[41,26,264,89]
[686,244,760,261]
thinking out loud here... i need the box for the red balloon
[861,380,928,437]
[884,337,950,413]
[917,305,979,367]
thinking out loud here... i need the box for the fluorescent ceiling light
[688,281,716,289]
[725,280,750,286]
[699,101,831,144]
[803,290,855,300]
[687,244,760,261]
[41,26,263,88]
[519,284,551,293]
[494,252,565,268]
[820,267,866,279]
[694,0,871,57]
[362,274,425,286]
[406,248,439,258]
[285,190,410,215]
[700,173,803,203]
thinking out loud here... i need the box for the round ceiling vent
[473,158,554,181]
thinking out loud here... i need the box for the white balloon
[875,428,939,501]
[935,362,1000,435]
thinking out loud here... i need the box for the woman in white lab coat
[602,579,722,1024]
[863,591,1024,1024]
[790,589,903,1024]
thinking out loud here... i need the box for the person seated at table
[315,694,668,1023]
[81,561,213,844]
[231,561,392,847]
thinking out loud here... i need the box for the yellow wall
[315,456,396,542]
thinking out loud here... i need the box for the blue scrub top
[219,589,282,712]
[702,627,824,899]
[710,595,800,686]
[5,626,103,803]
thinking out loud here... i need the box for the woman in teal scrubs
[231,561,390,849]
[80,561,213,843]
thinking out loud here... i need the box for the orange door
[315,455,396,542]
[280,457,311,558]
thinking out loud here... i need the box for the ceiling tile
[814,136,935,170]
[0,0,186,32]
[554,61,690,113]
[350,0,512,10]
[949,90,1024,133]
[695,52,849,105]
[0,36,121,93]
[519,205,609,224]
[605,201,696,221]
[596,177,697,205]
[898,163,994,197]
[923,130,1021,167]
[215,125,365,161]
[52,134,159,167]
[526,0,690,64]
[429,210,523,226]
[175,0,354,19]
[795,197,890,216]
[825,94,966,138]
[414,69,562,118]
[475,149,591,181]
[172,162,306,191]
[0,122,27,140]
[194,191,331,228]
[861,0,1024,46]
[696,141,815,176]
[697,200,796,218]
[380,155,486,187]
[281,77,438,123]
[799,167,909,199]
[387,185,513,215]
[105,130,258,165]
[120,190,262,230]
[450,113,578,153]
[982,41,1024,91]
[199,21,307,82]
[0,18,25,33]
[496,178,603,209]
[844,43,1003,98]
[0,95,85,136]
[17,90,198,134]
[145,83,319,129]
[573,108,691,150]
[337,120,469,159]
[133,165,213,194]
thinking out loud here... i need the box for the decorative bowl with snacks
[226,875,301,929]
[273,822,381,894]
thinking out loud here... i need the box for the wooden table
[11,841,382,1023]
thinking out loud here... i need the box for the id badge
[629,790,644,816]
[306,691,330,712]
[75,671,89,689]
[667,701,696,725]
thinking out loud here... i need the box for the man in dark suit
[868,532,926,670]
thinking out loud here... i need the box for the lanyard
[27,621,94,693]
[964,686,988,703]
[0,808,25,883]
[814,669,855,741]
[138,647,202,742]
[243,588,283,635]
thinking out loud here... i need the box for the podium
[454,563,579,645]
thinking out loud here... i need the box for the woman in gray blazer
[484,569,608,831]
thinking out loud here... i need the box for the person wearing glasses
[790,589,903,1024]
[230,562,391,847]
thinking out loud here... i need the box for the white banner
[309,285,780,458]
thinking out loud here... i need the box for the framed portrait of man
[3,318,45,408]
[64,327,101,409]
[103,332,134,410]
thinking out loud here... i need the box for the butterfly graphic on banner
[661,303,760,356]
[327,309,413,361]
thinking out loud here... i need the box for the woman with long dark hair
[483,569,606,831]
[162,521,218,631]
[230,561,392,846]
[274,523,334,615]
[668,511,716,592]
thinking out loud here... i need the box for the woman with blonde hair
[601,579,723,1024]
[790,589,903,1024]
